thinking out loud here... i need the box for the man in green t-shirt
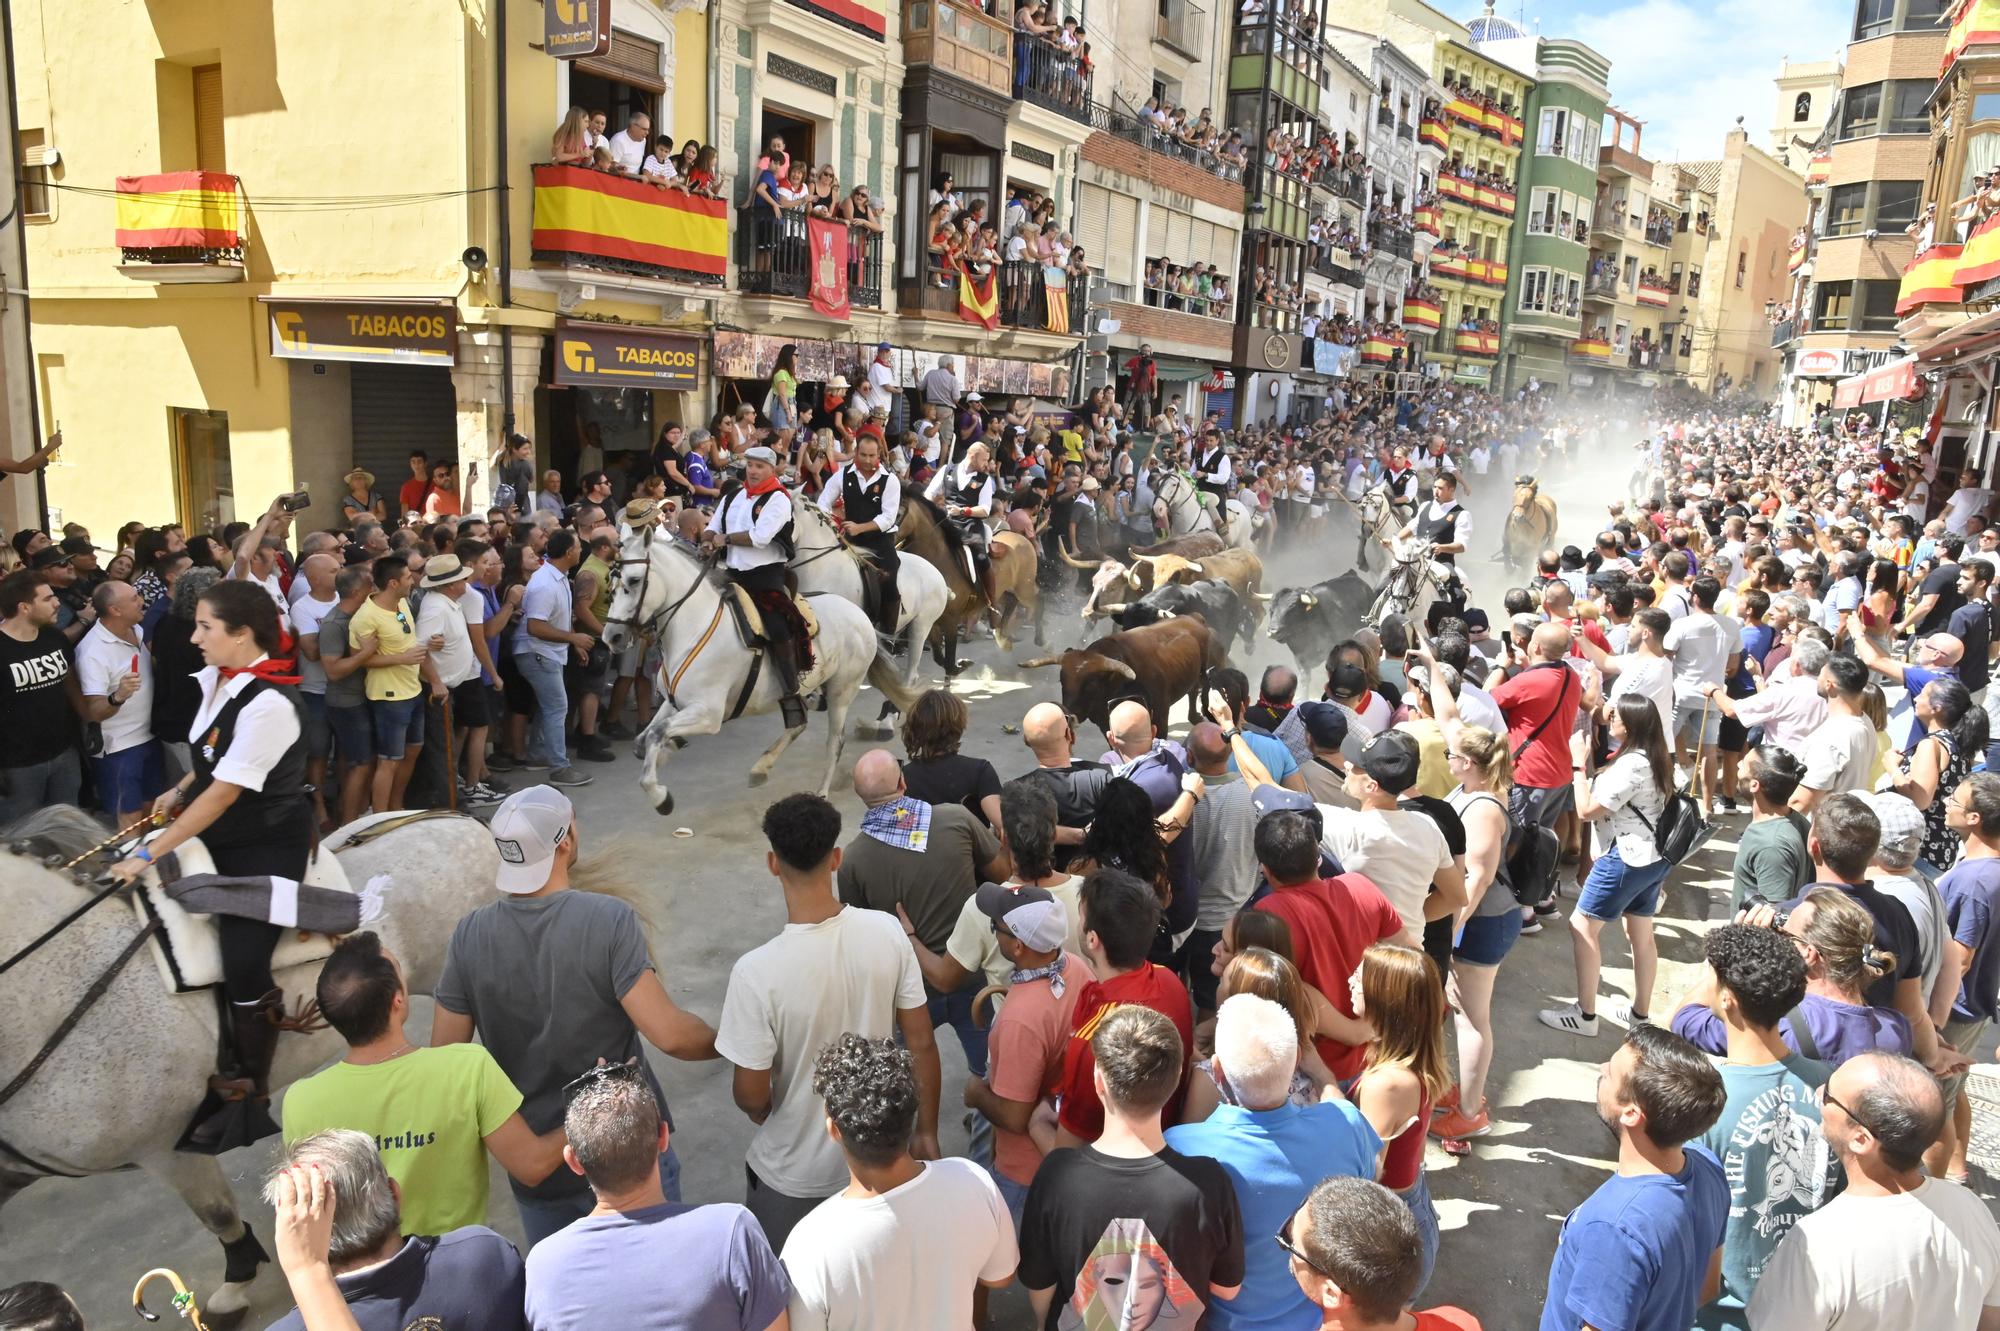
[281,932,565,1237]
[347,555,441,814]
[1732,747,1814,910]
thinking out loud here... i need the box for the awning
[1153,357,1217,382]
[1832,354,1919,409]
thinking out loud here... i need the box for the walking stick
[133,1268,211,1329]
[440,690,458,812]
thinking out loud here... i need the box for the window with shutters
[19,129,49,219]
[1073,184,1113,274]
[570,30,666,143]
[1106,193,1139,284]
[193,64,225,172]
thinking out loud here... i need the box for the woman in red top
[1353,943,1451,1301]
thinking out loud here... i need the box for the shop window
[170,407,233,536]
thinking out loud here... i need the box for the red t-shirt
[1416,1309,1482,1330]
[1055,962,1194,1140]
[1490,660,1580,789]
[1550,614,1611,657]
[1255,874,1404,1082]
[398,476,431,517]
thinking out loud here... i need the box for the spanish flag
[530,165,727,278]
[1402,299,1441,331]
[114,171,241,249]
[1361,336,1397,365]
[1958,214,2000,287]
[1944,0,2000,72]
[1420,119,1449,150]
[958,267,999,331]
[1898,244,1965,313]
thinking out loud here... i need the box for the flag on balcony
[114,171,242,249]
[1402,299,1441,331]
[958,267,999,331]
[1898,244,1965,314]
[1805,152,1830,187]
[807,218,851,320]
[1944,0,2000,72]
[530,165,728,280]
[1957,214,2000,287]
[1043,265,1070,335]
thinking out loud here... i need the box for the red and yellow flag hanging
[1402,299,1441,331]
[1898,244,1965,313]
[1957,214,2000,287]
[530,164,727,280]
[1944,0,2000,72]
[958,267,999,331]
[114,171,242,249]
[806,218,850,320]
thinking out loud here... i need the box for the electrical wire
[29,179,506,211]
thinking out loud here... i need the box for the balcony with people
[1436,159,1516,217]
[1642,205,1675,248]
[535,109,729,288]
[1570,327,1613,358]
[904,187,1089,336]
[1010,5,1095,124]
[1584,253,1620,301]
[1106,98,1250,181]
[1439,76,1522,146]
[736,195,886,310]
[1138,256,1236,320]
[113,170,248,282]
[1451,317,1500,356]
[1636,267,1673,308]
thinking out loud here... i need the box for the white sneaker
[1606,1002,1651,1030]
[1538,1003,1599,1037]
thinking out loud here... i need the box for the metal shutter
[1073,184,1112,262]
[1147,205,1168,259]
[1106,191,1139,284]
[349,364,459,495]
[577,31,666,93]
[193,65,226,172]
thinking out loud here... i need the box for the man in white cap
[703,445,807,728]
[413,553,499,807]
[431,785,720,1247]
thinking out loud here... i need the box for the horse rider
[1383,444,1422,523]
[106,577,317,1153]
[1193,429,1232,513]
[1397,468,1471,614]
[819,433,902,636]
[701,445,809,729]
[924,440,999,608]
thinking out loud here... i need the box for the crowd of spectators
[549,107,721,200]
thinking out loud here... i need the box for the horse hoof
[654,793,675,816]
[748,771,770,788]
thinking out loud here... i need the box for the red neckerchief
[219,658,301,687]
[745,473,784,497]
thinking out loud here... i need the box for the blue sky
[1440,0,1850,162]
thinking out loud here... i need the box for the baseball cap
[876,340,893,352]
[1296,700,1348,750]
[1854,791,1924,866]
[490,785,574,894]
[974,882,1067,953]
[1356,730,1420,795]
[1250,782,1318,820]
[59,535,94,558]
[1326,662,1370,702]
[27,546,64,570]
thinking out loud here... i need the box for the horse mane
[906,492,969,568]
[570,834,668,949]
[2,805,112,866]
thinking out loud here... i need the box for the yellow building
[1677,131,1808,396]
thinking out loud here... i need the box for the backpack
[718,481,796,560]
[1632,787,1714,866]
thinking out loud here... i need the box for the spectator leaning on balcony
[550,107,593,166]
[607,111,650,176]
[640,136,677,188]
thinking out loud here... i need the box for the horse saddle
[722,583,823,679]
[130,833,356,995]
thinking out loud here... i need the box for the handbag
[1632,788,1714,867]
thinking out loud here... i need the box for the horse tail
[571,838,669,946]
[867,645,925,716]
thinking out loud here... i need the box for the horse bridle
[606,527,709,642]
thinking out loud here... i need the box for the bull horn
[1057,541,1098,570]
[1099,602,1128,614]
[1099,658,1139,680]
[1300,593,1318,609]
[1253,591,1274,601]
[1183,561,1204,575]
[1016,655,1063,669]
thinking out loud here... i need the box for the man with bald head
[1492,620,1585,920]
[1103,699,1203,963]
[1853,628,1967,751]
[1017,701,1111,868]
[838,747,1008,1114]
[1749,1051,2000,1330]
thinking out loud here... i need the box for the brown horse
[1504,476,1559,573]
[896,495,1044,672]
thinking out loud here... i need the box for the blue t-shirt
[267,1228,524,1331]
[1899,663,1959,750]
[1671,993,1913,1069]
[1731,623,1774,692]
[1230,730,1300,787]
[523,1200,790,1331]
[1540,1145,1729,1331]
[1167,1099,1381,1331]
[1941,856,2000,1021]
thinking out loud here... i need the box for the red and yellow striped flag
[114,171,241,249]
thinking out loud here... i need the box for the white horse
[787,498,949,697]
[601,524,920,814]
[1343,483,1403,572]
[1153,471,1256,551]
[0,807,502,1324]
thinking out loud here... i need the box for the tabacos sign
[555,321,701,391]
[263,299,457,366]
[546,0,611,59]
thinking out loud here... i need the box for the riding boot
[878,586,902,641]
[773,639,807,729]
[177,989,283,1155]
[979,562,1002,627]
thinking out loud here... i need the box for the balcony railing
[1770,319,1796,346]
[1583,271,1620,299]
[1377,105,1395,128]
[901,259,1086,334]
[1154,0,1207,59]
[1397,122,1414,142]
[1452,328,1500,356]
[114,170,247,281]
[1133,278,1235,321]
[1090,103,1245,180]
[532,165,729,286]
[1014,37,1094,124]
[905,0,1013,100]
[736,210,884,310]
[1418,118,1449,151]
[1636,278,1673,308]
[1570,336,1613,359]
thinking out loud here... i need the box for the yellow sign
[263,300,456,366]
[555,321,701,390]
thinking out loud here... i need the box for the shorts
[449,678,493,729]
[299,691,332,760]
[1454,908,1522,966]
[370,695,427,761]
[1508,780,1575,830]
[499,650,536,717]
[614,636,645,679]
[1718,713,1749,753]
[1941,1013,1991,1103]
[91,740,163,813]
[1674,696,1722,748]
[1577,845,1671,921]
[327,702,374,764]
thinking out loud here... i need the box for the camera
[279,490,313,513]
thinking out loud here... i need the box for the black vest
[190,676,311,864]
[1419,501,1461,564]
[949,472,987,509]
[1199,446,1227,480]
[842,466,891,525]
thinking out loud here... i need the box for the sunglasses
[1274,1227,1332,1276]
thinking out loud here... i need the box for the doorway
[759,107,817,174]
[170,407,233,535]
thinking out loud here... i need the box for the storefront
[544,319,705,489]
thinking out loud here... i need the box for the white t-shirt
[640,153,678,183]
[780,1159,1017,1331]
[1661,611,1739,703]
[1747,1177,2000,1331]
[715,906,927,1197]
[1944,486,1992,536]
[865,359,898,414]
[1799,713,1878,795]
[76,622,153,754]
[1589,748,1666,866]
[1608,653,1674,734]
[1456,682,1507,736]
[1317,806,1452,942]
[606,129,648,174]
[289,592,339,695]
[415,588,481,689]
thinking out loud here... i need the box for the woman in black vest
[109,579,313,1151]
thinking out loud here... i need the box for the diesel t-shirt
[0,627,75,768]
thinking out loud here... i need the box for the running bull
[1095,580,1253,655]
[1018,616,1223,735]
[1266,571,1377,687]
